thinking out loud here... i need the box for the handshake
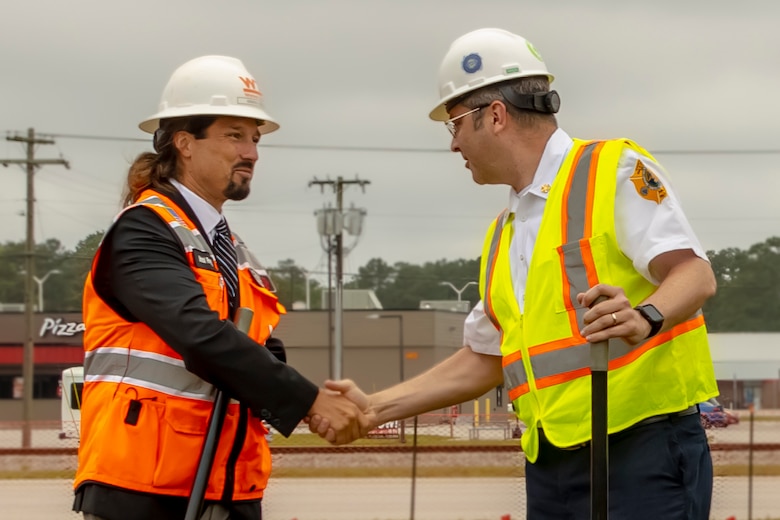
[305,379,379,445]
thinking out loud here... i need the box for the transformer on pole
[309,176,369,379]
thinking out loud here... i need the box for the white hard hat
[429,28,554,121]
[139,55,280,134]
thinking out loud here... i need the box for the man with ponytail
[73,56,367,520]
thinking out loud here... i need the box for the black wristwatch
[635,304,664,339]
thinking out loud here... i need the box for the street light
[366,313,405,381]
[366,312,419,519]
[439,281,478,301]
[33,269,61,312]
[366,313,406,443]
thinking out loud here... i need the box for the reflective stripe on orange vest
[141,194,219,267]
[84,347,215,400]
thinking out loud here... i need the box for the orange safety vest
[480,139,718,463]
[74,189,286,500]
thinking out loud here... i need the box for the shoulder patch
[629,160,667,204]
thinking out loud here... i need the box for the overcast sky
[2,1,778,285]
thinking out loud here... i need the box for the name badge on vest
[193,249,218,271]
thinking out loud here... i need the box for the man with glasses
[313,28,718,520]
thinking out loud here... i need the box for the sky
[2,0,779,286]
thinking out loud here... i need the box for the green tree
[349,258,396,292]
[268,259,323,310]
[0,240,26,305]
[348,257,480,310]
[0,238,75,311]
[0,233,105,312]
[704,236,780,331]
[53,231,105,311]
[7,229,780,331]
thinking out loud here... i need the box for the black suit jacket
[75,188,317,520]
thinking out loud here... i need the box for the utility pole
[310,176,369,380]
[2,128,69,448]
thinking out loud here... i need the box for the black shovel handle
[589,294,610,520]
[185,307,254,520]
[591,337,609,520]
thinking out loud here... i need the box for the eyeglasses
[444,105,487,137]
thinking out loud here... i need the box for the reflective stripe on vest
[84,347,215,401]
[136,195,217,264]
[484,211,512,331]
[489,142,599,398]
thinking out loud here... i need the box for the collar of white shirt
[507,127,574,213]
[170,179,224,241]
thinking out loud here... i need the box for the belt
[545,404,700,451]
[630,404,699,428]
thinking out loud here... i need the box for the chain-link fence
[0,411,778,519]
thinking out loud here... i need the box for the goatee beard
[224,178,250,201]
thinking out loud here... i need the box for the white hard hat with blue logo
[429,28,554,121]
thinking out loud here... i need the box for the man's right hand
[307,388,370,445]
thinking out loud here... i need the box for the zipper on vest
[221,405,249,501]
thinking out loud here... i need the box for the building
[708,333,780,409]
[0,311,778,421]
[0,312,85,420]
[0,309,475,421]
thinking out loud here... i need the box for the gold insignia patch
[540,183,551,193]
[629,160,667,204]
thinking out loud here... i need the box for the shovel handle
[185,308,254,520]
[590,296,609,520]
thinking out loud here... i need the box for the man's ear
[488,101,509,134]
[173,131,193,158]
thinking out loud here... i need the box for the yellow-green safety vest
[479,138,718,463]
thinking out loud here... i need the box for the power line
[31,132,780,156]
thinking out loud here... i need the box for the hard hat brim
[428,71,554,122]
[139,105,280,135]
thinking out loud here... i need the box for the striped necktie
[213,219,239,305]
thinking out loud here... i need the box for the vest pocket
[241,277,283,345]
[152,400,210,490]
[195,269,228,318]
[95,392,163,484]
[234,418,271,496]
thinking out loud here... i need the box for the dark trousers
[526,412,712,520]
[84,504,232,520]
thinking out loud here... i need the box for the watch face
[640,304,663,323]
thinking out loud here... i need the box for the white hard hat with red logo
[429,28,554,121]
[139,55,280,134]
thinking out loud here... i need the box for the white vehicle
[59,366,83,440]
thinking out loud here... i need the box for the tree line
[0,233,778,332]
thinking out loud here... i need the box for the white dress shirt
[464,129,708,356]
[170,179,225,242]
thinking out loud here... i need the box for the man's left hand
[577,284,650,345]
